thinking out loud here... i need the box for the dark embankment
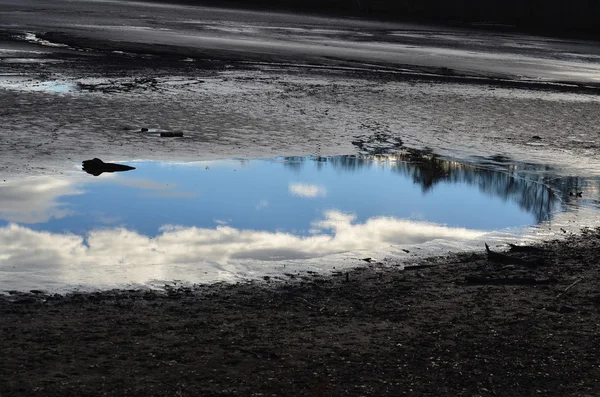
[1,230,599,396]
[139,0,600,39]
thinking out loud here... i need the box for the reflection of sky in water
[0,76,76,93]
[15,158,538,236]
[1,155,598,291]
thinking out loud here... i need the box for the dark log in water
[82,158,136,176]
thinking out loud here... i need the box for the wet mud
[1,3,600,394]
[1,230,599,396]
[2,25,600,178]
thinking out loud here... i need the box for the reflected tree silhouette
[282,156,306,173]
[296,151,596,224]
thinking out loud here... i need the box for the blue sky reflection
[59,157,537,235]
[0,155,575,290]
[1,156,551,236]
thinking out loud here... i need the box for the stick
[235,347,261,359]
[464,276,553,286]
[299,297,317,309]
[557,278,583,298]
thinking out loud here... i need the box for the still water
[0,154,598,291]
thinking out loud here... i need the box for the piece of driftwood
[508,243,547,253]
[82,158,136,176]
[485,243,540,268]
[465,276,557,286]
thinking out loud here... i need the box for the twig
[485,243,539,268]
[299,297,317,309]
[230,345,262,359]
[161,380,178,389]
[557,278,583,298]
[464,276,555,286]
[161,380,188,395]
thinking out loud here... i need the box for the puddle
[22,32,69,49]
[1,153,599,292]
[0,75,77,93]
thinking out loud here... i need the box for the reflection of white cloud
[0,174,195,225]
[0,211,485,273]
[140,191,197,199]
[289,183,327,198]
[109,176,196,198]
[157,160,240,169]
[0,177,84,223]
[95,213,121,225]
[256,200,269,210]
[112,178,171,191]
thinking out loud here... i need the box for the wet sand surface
[1,231,599,396]
[2,51,600,178]
[2,1,600,178]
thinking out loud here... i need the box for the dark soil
[1,231,599,396]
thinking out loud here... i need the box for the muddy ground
[3,9,600,178]
[1,231,598,396]
[2,2,600,395]
[3,48,600,179]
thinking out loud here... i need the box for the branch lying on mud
[557,278,584,298]
[508,244,548,254]
[464,276,558,286]
[485,243,542,268]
